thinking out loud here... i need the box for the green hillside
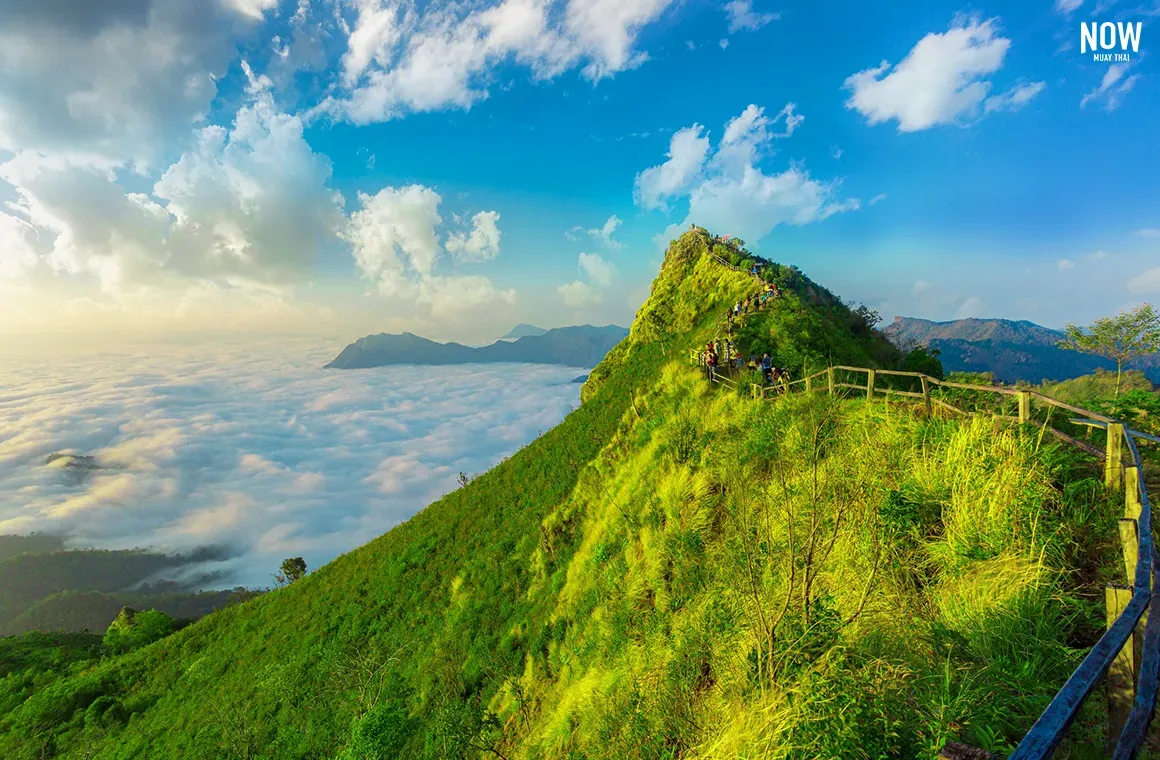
[1039,369,1155,404]
[0,546,231,634]
[0,229,1121,759]
[0,589,238,637]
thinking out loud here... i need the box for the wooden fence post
[1017,391,1031,423]
[1107,584,1136,751]
[827,367,835,395]
[1123,466,1146,678]
[921,376,932,415]
[866,369,875,400]
[752,383,759,400]
[1106,422,1124,491]
[805,375,812,393]
[1125,465,1142,520]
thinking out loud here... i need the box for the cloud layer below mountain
[0,337,583,587]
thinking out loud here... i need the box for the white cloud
[1088,250,1110,260]
[0,338,583,587]
[719,38,730,49]
[327,0,678,124]
[831,145,843,159]
[984,81,1046,113]
[0,84,344,295]
[638,103,858,246]
[843,16,1027,131]
[869,193,887,206]
[558,280,601,307]
[557,248,616,308]
[586,215,624,249]
[1137,229,1160,238]
[343,186,515,318]
[0,0,275,170]
[1055,0,1084,13]
[446,210,502,261]
[724,0,780,34]
[579,252,616,286]
[913,280,931,294]
[1081,64,1140,111]
[565,225,585,241]
[634,125,712,210]
[1058,258,1076,270]
[954,295,983,318]
[1128,268,1160,294]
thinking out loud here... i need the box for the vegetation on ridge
[0,229,1125,759]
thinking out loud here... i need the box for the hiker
[761,353,773,384]
[748,354,757,372]
[706,345,719,382]
[734,302,741,317]
[734,350,744,371]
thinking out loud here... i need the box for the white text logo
[1081,21,1142,62]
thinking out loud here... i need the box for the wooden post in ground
[1107,584,1136,751]
[1119,518,1139,586]
[921,376,932,415]
[1017,391,1031,423]
[1106,422,1124,491]
[1123,466,1146,678]
[752,383,759,400]
[866,369,876,400]
[1125,465,1142,520]
[827,367,835,395]
[805,374,812,394]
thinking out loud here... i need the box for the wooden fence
[687,353,1159,758]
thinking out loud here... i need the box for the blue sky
[1,0,1157,344]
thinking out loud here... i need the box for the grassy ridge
[0,230,1122,759]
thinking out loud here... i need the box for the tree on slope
[1058,303,1160,398]
[276,557,307,587]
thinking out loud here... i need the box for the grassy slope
[0,231,753,759]
[1040,369,1155,404]
[0,230,1120,759]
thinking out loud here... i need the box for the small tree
[1058,303,1160,398]
[276,557,307,587]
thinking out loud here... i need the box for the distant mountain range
[499,323,549,341]
[325,325,630,370]
[886,316,1160,384]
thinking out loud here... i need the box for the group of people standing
[700,342,786,387]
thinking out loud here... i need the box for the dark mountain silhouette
[886,316,1160,384]
[499,323,549,340]
[325,325,629,370]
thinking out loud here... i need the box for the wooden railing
[686,354,1159,758]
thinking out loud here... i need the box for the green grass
[0,230,1126,759]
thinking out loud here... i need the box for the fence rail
[686,350,1159,758]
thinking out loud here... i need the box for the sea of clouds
[0,337,584,588]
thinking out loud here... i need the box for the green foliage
[101,608,177,656]
[901,345,945,379]
[1059,303,1160,397]
[0,229,1122,760]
